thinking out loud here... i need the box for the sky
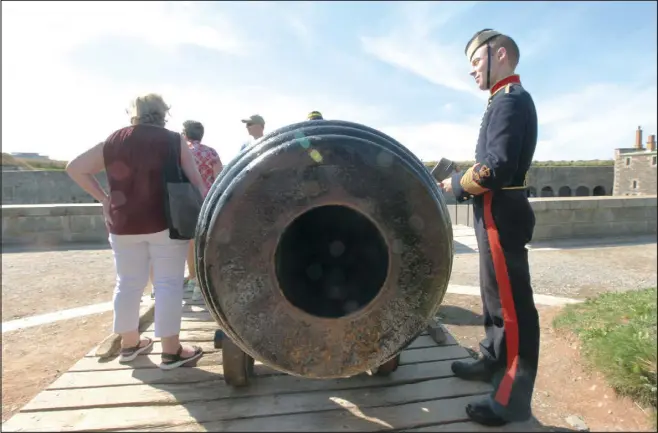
[2,1,657,163]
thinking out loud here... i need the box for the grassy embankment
[422,159,614,170]
[3,152,614,172]
[1,153,67,171]
[553,287,657,426]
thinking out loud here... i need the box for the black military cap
[464,29,502,61]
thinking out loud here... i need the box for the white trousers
[109,229,189,338]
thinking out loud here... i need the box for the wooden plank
[181,302,208,309]
[134,331,455,349]
[8,377,491,432]
[46,364,275,390]
[72,343,468,372]
[182,304,209,313]
[144,320,218,332]
[22,358,472,413]
[81,342,218,364]
[180,311,214,322]
[82,338,457,359]
[45,351,468,390]
[410,333,459,348]
[138,330,212,342]
[133,394,486,432]
[85,341,218,358]
[72,351,225,372]
[400,345,468,364]
[401,419,546,432]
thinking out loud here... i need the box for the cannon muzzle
[195,120,454,379]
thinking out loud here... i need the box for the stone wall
[441,165,614,204]
[4,166,615,205]
[2,204,108,246]
[4,197,656,246]
[613,149,657,196]
[444,196,656,242]
[2,170,108,205]
[530,196,657,241]
[525,166,613,198]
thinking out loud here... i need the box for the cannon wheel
[214,329,225,349]
[222,337,255,387]
[374,354,401,376]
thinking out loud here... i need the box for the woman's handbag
[163,131,203,240]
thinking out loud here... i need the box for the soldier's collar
[490,74,521,96]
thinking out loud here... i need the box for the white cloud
[379,119,481,162]
[360,2,485,102]
[1,1,243,58]
[157,84,394,161]
[357,2,658,161]
[0,2,388,162]
[1,1,245,159]
[534,83,658,160]
[379,81,658,162]
[3,1,656,166]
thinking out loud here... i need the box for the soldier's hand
[439,177,453,193]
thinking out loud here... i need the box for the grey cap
[241,114,265,125]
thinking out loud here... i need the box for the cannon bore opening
[275,205,389,319]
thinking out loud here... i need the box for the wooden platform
[2,293,512,432]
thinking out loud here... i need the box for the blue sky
[2,1,657,162]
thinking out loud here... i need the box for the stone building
[613,126,657,196]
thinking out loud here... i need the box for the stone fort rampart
[2,166,614,205]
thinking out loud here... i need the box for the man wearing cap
[439,29,540,427]
[307,110,324,121]
[240,114,265,152]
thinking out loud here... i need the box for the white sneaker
[192,284,203,302]
[184,278,195,293]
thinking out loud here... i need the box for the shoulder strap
[168,131,184,181]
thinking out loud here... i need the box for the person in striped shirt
[182,120,222,300]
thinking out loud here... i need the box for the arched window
[575,186,590,196]
[558,186,572,197]
[540,186,554,197]
[527,187,537,198]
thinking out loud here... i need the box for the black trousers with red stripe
[472,190,540,421]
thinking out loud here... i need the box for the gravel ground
[451,242,658,299]
[2,246,118,321]
[3,239,655,322]
[439,294,655,432]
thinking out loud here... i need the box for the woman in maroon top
[66,93,209,370]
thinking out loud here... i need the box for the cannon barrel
[195,120,454,379]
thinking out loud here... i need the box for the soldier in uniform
[440,29,540,426]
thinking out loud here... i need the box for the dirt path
[1,311,114,422]
[439,293,654,432]
[3,241,655,323]
[2,244,655,429]
[451,242,657,299]
[2,247,117,321]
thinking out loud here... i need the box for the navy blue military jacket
[451,75,538,202]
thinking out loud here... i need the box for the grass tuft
[553,287,657,414]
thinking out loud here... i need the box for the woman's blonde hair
[127,93,170,126]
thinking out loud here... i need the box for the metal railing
[447,202,474,227]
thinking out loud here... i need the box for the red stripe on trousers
[483,192,520,407]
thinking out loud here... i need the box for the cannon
[195,120,454,387]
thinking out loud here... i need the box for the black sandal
[160,345,203,370]
[119,337,153,363]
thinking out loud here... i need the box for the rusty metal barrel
[195,119,454,379]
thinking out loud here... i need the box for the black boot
[451,357,496,382]
[465,398,508,427]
